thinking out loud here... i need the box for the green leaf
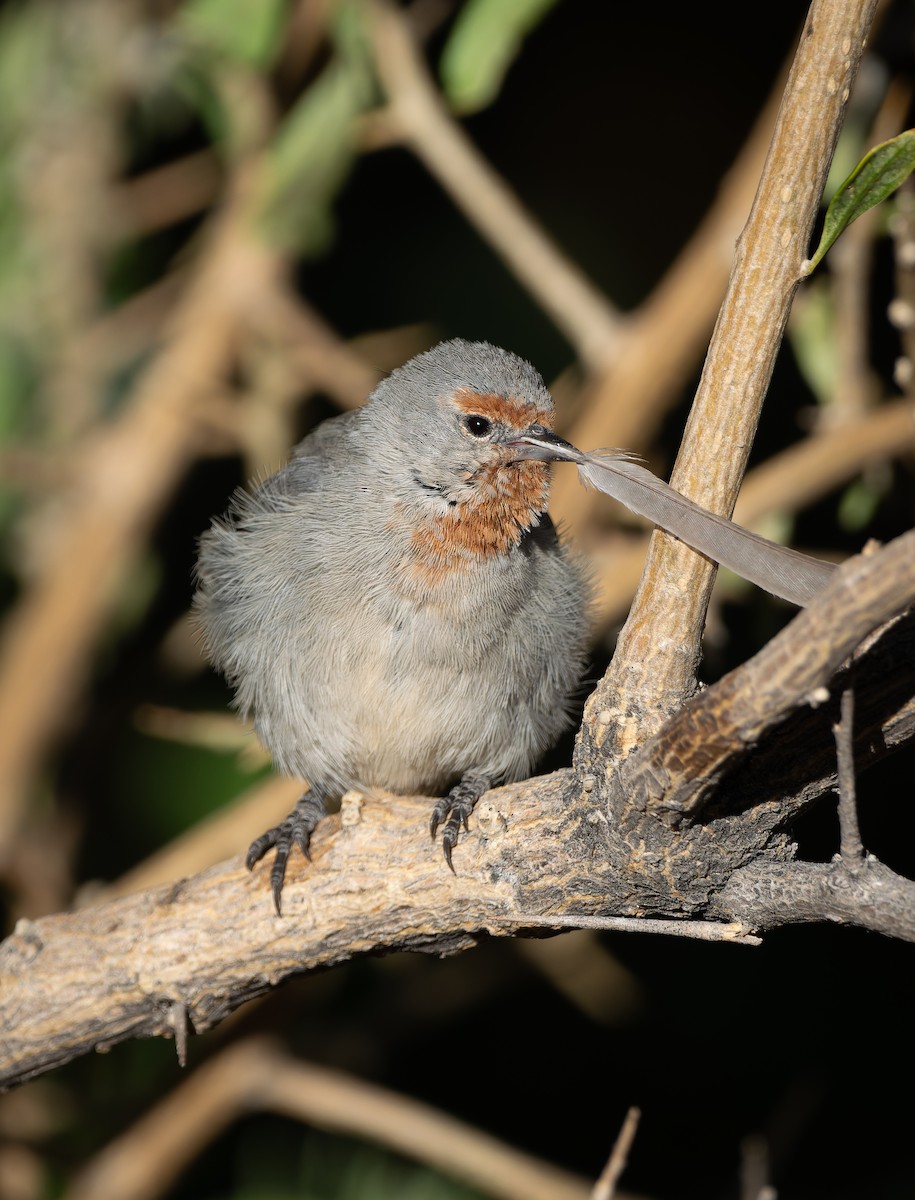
[787,278,837,405]
[178,0,290,69]
[837,475,884,533]
[257,56,369,255]
[804,129,915,275]
[440,0,560,114]
[257,8,375,256]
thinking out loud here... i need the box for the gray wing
[192,412,357,699]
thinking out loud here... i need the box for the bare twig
[834,685,865,860]
[591,1106,641,1200]
[166,1002,189,1070]
[492,913,761,946]
[890,181,915,391]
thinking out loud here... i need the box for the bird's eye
[463,414,492,438]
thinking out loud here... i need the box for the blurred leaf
[258,17,375,256]
[837,474,883,532]
[0,1,57,131]
[804,129,915,274]
[440,0,559,113]
[0,332,35,437]
[288,1131,488,1200]
[0,4,56,323]
[178,0,291,69]
[170,0,290,155]
[167,51,232,148]
[788,278,837,404]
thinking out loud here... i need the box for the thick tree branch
[1,530,912,1090]
[714,858,915,939]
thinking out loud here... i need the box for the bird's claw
[429,776,489,870]
[246,791,325,916]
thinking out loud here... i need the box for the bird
[194,339,592,913]
[194,337,839,915]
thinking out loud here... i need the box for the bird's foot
[429,774,491,870]
[246,790,327,916]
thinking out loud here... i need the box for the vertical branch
[834,683,865,860]
[579,0,880,764]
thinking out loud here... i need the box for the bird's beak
[505,424,585,464]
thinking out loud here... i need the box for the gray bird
[195,337,838,914]
[194,339,591,912]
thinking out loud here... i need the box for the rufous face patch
[403,455,550,587]
[452,388,553,430]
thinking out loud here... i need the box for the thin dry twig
[834,684,865,860]
[166,1002,189,1071]
[591,1106,641,1200]
[491,913,761,946]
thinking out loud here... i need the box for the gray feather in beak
[509,428,837,607]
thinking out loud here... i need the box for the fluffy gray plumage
[194,339,590,809]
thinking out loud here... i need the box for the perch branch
[1,530,913,1090]
[714,857,915,939]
